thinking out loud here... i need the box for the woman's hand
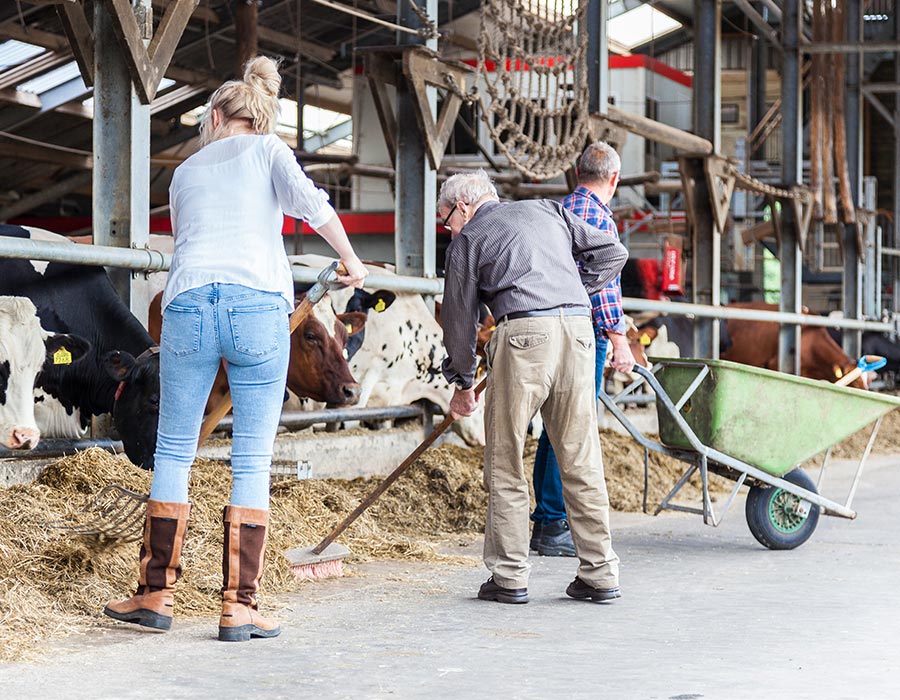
[337,255,368,289]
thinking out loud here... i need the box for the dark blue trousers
[531,335,608,523]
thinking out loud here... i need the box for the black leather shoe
[478,577,529,604]
[534,519,576,557]
[566,577,621,603]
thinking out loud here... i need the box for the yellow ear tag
[640,333,652,346]
[53,347,72,365]
[345,322,353,333]
[374,298,387,313]
[834,366,843,378]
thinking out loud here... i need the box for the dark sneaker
[529,521,543,551]
[565,577,621,603]
[477,577,529,604]
[534,519,576,557]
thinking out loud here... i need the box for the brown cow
[721,302,865,388]
[149,291,367,412]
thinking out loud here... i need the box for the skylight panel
[0,40,45,71]
[607,3,681,49]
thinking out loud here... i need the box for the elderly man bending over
[438,170,628,605]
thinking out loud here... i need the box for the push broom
[284,375,488,580]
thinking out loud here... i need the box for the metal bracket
[790,185,814,252]
[402,47,473,171]
[703,155,737,233]
[101,0,198,104]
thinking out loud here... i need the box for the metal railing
[0,236,444,295]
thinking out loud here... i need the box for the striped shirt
[562,186,627,337]
[441,199,628,389]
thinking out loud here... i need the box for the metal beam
[93,0,152,324]
[690,0,720,360]
[394,0,437,280]
[778,0,802,375]
[303,120,353,152]
[842,0,862,358]
[586,0,608,114]
[732,0,782,51]
[803,41,900,53]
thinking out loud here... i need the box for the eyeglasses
[441,203,459,231]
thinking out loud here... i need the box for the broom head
[283,542,351,581]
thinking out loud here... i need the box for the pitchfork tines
[47,484,148,544]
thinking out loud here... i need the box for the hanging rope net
[475,0,591,180]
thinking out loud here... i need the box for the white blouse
[164,133,335,312]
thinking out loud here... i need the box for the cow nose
[341,383,361,405]
[10,428,39,450]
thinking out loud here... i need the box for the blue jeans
[531,335,608,524]
[149,283,290,510]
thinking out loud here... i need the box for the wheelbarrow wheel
[745,469,820,550]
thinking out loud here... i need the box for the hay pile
[0,429,734,662]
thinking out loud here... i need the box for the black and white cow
[0,225,160,468]
[0,296,88,450]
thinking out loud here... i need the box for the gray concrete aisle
[2,456,899,700]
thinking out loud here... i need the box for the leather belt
[497,307,590,324]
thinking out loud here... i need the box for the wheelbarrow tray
[653,358,900,476]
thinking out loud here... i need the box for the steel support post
[586,0,608,115]
[842,1,862,357]
[894,10,900,315]
[690,0,721,359]
[394,0,436,280]
[92,0,152,326]
[749,2,769,162]
[777,0,802,374]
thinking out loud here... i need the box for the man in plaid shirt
[530,141,636,557]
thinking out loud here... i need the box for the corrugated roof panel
[0,40,45,70]
[18,60,83,94]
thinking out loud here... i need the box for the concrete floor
[2,455,898,700]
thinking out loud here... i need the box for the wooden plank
[606,106,713,155]
[105,0,156,103]
[57,1,94,87]
[0,21,70,51]
[256,26,334,64]
[148,0,199,91]
[831,0,856,224]
[233,0,258,77]
[0,141,92,169]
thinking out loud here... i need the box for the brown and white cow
[148,290,366,416]
[721,302,865,388]
[0,296,88,450]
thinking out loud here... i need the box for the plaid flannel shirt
[562,186,627,337]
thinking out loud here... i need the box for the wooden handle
[312,375,488,554]
[197,297,316,448]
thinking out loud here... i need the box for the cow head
[0,297,88,450]
[287,297,366,406]
[103,348,160,470]
[343,288,396,359]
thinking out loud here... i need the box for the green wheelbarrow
[599,358,900,550]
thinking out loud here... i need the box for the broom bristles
[290,557,344,581]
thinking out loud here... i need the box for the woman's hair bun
[243,55,281,98]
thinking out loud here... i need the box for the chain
[733,170,804,201]
[407,0,439,40]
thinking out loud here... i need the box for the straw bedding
[0,425,795,662]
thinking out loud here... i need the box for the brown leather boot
[218,505,281,642]
[103,500,191,631]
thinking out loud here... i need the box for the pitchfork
[47,262,345,544]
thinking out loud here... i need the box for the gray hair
[437,170,499,210]
[576,141,621,184]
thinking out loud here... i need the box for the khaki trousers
[483,313,619,590]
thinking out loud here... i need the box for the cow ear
[367,290,395,313]
[44,333,90,367]
[337,311,367,336]
[102,350,137,381]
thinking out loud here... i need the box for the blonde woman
[104,56,367,642]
